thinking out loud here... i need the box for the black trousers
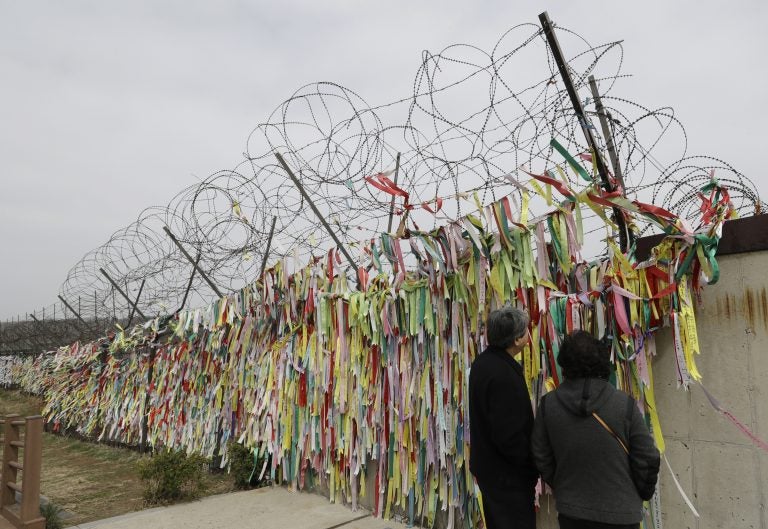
[558,514,639,529]
[478,483,535,529]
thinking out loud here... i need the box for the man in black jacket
[469,306,537,529]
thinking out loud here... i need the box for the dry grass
[0,389,43,416]
[1,389,233,527]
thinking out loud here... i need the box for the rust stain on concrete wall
[713,289,767,330]
[740,287,768,330]
[761,287,768,327]
[744,288,756,328]
[717,293,737,320]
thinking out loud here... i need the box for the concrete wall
[651,251,768,529]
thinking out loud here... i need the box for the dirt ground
[1,389,233,527]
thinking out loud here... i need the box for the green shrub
[137,449,209,504]
[40,501,64,529]
[227,441,269,489]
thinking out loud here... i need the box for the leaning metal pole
[99,268,147,319]
[538,11,631,252]
[163,227,225,299]
[274,152,357,271]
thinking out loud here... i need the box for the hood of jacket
[554,377,614,416]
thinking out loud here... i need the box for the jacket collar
[485,344,524,375]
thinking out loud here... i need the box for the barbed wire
[2,19,763,353]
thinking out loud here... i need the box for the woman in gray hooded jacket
[531,331,660,529]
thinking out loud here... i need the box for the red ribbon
[523,170,574,198]
[365,173,444,215]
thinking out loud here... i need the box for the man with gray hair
[469,305,537,529]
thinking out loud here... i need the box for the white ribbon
[663,453,700,517]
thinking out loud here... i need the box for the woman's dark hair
[486,306,529,349]
[557,330,611,379]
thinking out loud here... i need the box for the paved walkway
[70,487,409,529]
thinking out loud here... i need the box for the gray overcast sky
[1,0,766,320]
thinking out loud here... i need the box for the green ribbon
[551,138,593,182]
[673,234,720,284]
[496,202,516,247]
[547,216,567,273]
